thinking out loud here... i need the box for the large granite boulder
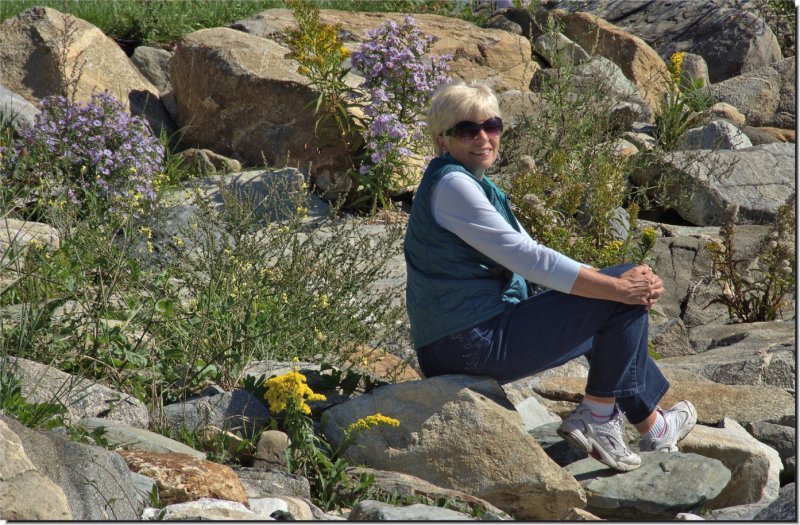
[541,0,782,83]
[169,28,325,169]
[322,374,586,520]
[681,418,783,509]
[1,415,142,520]
[710,57,796,129]
[232,9,537,94]
[546,9,670,116]
[0,7,172,134]
[632,143,796,226]
[0,419,72,520]
[565,451,731,519]
[1,357,149,428]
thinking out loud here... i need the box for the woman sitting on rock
[404,79,697,472]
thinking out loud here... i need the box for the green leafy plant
[653,52,714,150]
[284,0,364,175]
[496,19,656,268]
[705,196,796,323]
[263,366,399,510]
[286,3,450,211]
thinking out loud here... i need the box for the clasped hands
[619,264,664,310]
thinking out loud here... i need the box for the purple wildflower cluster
[21,92,164,215]
[351,16,450,180]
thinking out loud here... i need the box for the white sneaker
[639,400,698,452]
[557,405,641,472]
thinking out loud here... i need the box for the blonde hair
[427,80,501,139]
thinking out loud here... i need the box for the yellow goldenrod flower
[264,370,327,415]
[346,413,400,434]
[669,52,685,91]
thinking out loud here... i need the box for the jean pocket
[447,326,492,373]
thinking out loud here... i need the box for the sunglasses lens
[449,118,503,140]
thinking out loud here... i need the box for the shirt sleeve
[430,171,584,294]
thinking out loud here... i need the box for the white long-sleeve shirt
[430,171,584,294]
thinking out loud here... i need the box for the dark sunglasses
[442,117,504,141]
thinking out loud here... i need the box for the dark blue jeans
[415,264,669,424]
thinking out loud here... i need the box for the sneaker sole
[557,427,641,472]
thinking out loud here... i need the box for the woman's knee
[598,263,636,279]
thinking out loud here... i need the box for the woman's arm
[570,265,664,309]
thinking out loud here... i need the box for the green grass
[0,0,478,45]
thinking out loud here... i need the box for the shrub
[349,15,450,209]
[705,196,796,323]
[264,364,399,511]
[4,92,165,219]
[286,4,450,211]
[653,52,714,151]
[495,20,654,268]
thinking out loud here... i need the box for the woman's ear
[435,135,447,155]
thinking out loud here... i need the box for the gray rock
[0,418,72,520]
[233,466,312,500]
[565,451,731,520]
[529,421,588,467]
[162,388,270,437]
[753,482,796,520]
[649,317,694,358]
[349,467,509,518]
[0,84,39,134]
[129,472,157,510]
[322,375,586,520]
[130,45,172,94]
[659,320,795,388]
[677,120,752,151]
[1,415,143,520]
[571,56,652,121]
[744,421,796,464]
[682,418,783,509]
[710,57,795,129]
[543,0,782,83]
[348,500,475,521]
[496,90,545,127]
[533,32,589,67]
[783,456,796,486]
[687,318,794,353]
[144,498,259,520]
[706,501,771,520]
[1,356,149,428]
[679,52,710,88]
[78,417,206,459]
[633,143,795,226]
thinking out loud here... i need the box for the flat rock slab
[533,369,795,425]
[348,500,475,521]
[659,320,795,389]
[78,417,206,459]
[565,451,731,520]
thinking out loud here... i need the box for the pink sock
[644,411,667,439]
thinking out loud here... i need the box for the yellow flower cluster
[286,5,349,82]
[641,227,658,247]
[669,52,685,91]
[264,369,326,415]
[346,413,400,434]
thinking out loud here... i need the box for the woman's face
[436,113,502,175]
